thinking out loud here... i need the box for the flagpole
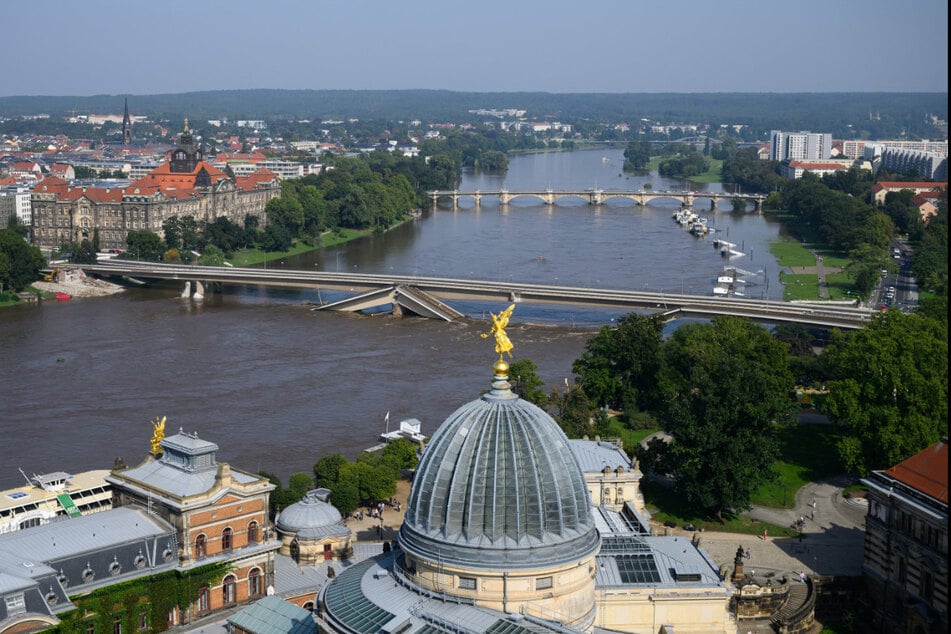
[385,411,390,434]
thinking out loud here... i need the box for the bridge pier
[474,191,481,207]
[499,190,510,206]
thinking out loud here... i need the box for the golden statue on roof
[183,118,189,133]
[150,416,166,455]
[482,304,515,362]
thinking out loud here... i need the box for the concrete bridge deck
[73,260,871,330]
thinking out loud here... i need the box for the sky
[3,0,947,97]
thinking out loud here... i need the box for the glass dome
[398,371,599,569]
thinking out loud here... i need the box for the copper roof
[884,439,948,505]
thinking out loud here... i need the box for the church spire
[122,98,131,145]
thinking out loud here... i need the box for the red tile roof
[236,168,279,191]
[874,181,947,191]
[884,439,948,505]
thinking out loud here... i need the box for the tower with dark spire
[122,98,131,145]
[170,118,203,173]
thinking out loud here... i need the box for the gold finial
[482,304,515,368]
[183,118,189,133]
[150,416,166,455]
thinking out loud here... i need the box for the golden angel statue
[150,416,166,455]
[482,304,515,360]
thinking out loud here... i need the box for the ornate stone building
[30,121,280,252]
[862,439,948,633]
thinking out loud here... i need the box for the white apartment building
[770,130,833,161]
[0,185,33,227]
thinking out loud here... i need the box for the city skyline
[3,0,948,98]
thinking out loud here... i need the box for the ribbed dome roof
[398,371,599,569]
[276,489,343,533]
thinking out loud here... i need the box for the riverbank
[227,211,420,267]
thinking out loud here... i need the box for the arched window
[222,527,233,552]
[222,575,237,605]
[247,521,259,545]
[248,568,262,597]
[197,586,210,613]
[195,534,207,559]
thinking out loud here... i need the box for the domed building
[318,331,733,634]
[398,359,600,626]
[275,489,351,563]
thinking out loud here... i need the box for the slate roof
[227,595,315,634]
[568,439,631,473]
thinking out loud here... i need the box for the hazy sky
[3,0,947,96]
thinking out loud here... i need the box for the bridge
[72,260,872,330]
[429,189,766,211]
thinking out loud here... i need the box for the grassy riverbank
[769,232,858,301]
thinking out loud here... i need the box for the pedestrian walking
[745,547,751,559]
[762,529,768,540]
[799,571,806,584]
[810,508,815,520]
[811,498,817,510]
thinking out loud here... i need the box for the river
[0,148,786,488]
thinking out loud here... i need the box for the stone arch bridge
[429,189,765,211]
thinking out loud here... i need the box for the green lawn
[824,272,857,301]
[642,480,798,536]
[644,158,723,184]
[751,423,846,508]
[770,236,817,268]
[780,273,820,300]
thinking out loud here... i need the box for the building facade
[862,439,948,634]
[30,121,280,252]
[770,130,833,161]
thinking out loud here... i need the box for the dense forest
[1,90,946,140]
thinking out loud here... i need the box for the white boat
[0,470,113,534]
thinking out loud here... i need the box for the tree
[508,358,547,406]
[381,438,419,471]
[314,453,348,489]
[198,244,226,266]
[572,313,664,415]
[656,317,796,520]
[623,140,651,171]
[0,229,45,291]
[124,230,165,261]
[820,311,948,474]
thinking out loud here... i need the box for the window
[536,576,553,590]
[4,593,26,615]
[897,557,906,584]
[222,527,233,551]
[921,572,933,601]
[138,613,148,631]
[249,568,262,597]
[113,618,121,634]
[195,534,206,559]
[222,575,237,605]
[458,577,476,590]
[86,622,96,634]
[197,586,210,613]
[247,521,259,545]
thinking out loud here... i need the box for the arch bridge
[429,189,765,211]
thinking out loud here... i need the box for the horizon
[3,0,947,97]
